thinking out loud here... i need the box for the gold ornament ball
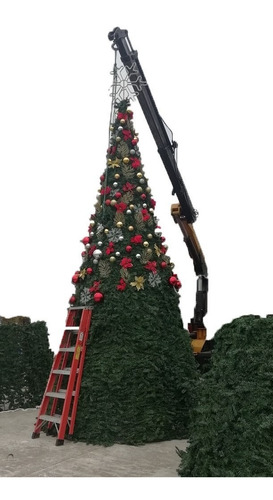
[116,221,123,228]
[114,173,120,179]
[146,187,151,193]
[143,241,149,247]
[136,186,143,193]
[110,125,114,131]
[147,233,153,239]
[129,204,135,210]
[120,118,126,124]
[123,157,130,164]
[116,136,121,142]
[89,220,95,227]
[110,256,116,262]
[147,248,153,254]
[104,228,109,234]
[110,199,117,206]
[137,172,143,178]
[128,225,134,231]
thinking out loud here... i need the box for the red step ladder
[32,306,92,446]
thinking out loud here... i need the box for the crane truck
[108,27,211,362]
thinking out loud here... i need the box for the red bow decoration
[131,158,141,169]
[130,234,143,244]
[88,245,97,257]
[106,242,115,255]
[89,281,101,293]
[116,278,127,291]
[141,208,150,221]
[115,202,127,212]
[107,145,117,155]
[145,261,157,273]
[123,182,135,192]
[117,112,128,120]
[120,257,133,268]
[101,186,111,195]
[122,129,132,141]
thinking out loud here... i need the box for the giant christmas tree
[70,95,198,446]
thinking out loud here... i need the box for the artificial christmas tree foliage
[177,315,273,477]
[0,320,53,410]
[71,99,198,445]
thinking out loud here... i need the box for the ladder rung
[39,414,72,424]
[68,306,93,311]
[46,391,66,399]
[59,347,75,352]
[46,390,76,399]
[53,369,71,375]
[39,414,62,424]
[64,327,79,331]
[52,369,79,375]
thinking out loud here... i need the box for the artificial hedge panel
[0,321,53,410]
[177,315,273,477]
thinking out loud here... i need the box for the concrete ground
[0,408,187,477]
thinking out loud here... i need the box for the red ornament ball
[94,292,104,303]
[86,267,93,274]
[69,295,76,304]
[132,138,138,145]
[126,245,132,253]
[100,174,105,181]
[175,280,182,289]
[105,199,111,206]
[72,274,79,284]
[160,261,167,269]
[115,192,122,199]
[81,236,90,245]
[168,276,177,286]
[141,193,146,200]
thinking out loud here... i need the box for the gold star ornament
[154,244,161,257]
[130,276,145,291]
[79,269,87,279]
[108,157,121,168]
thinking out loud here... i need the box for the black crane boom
[108,27,209,354]
[109,27,196,224]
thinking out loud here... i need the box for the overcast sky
[1,0,273,354]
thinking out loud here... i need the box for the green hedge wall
[0,321,53,410]
[177,315,273,477]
